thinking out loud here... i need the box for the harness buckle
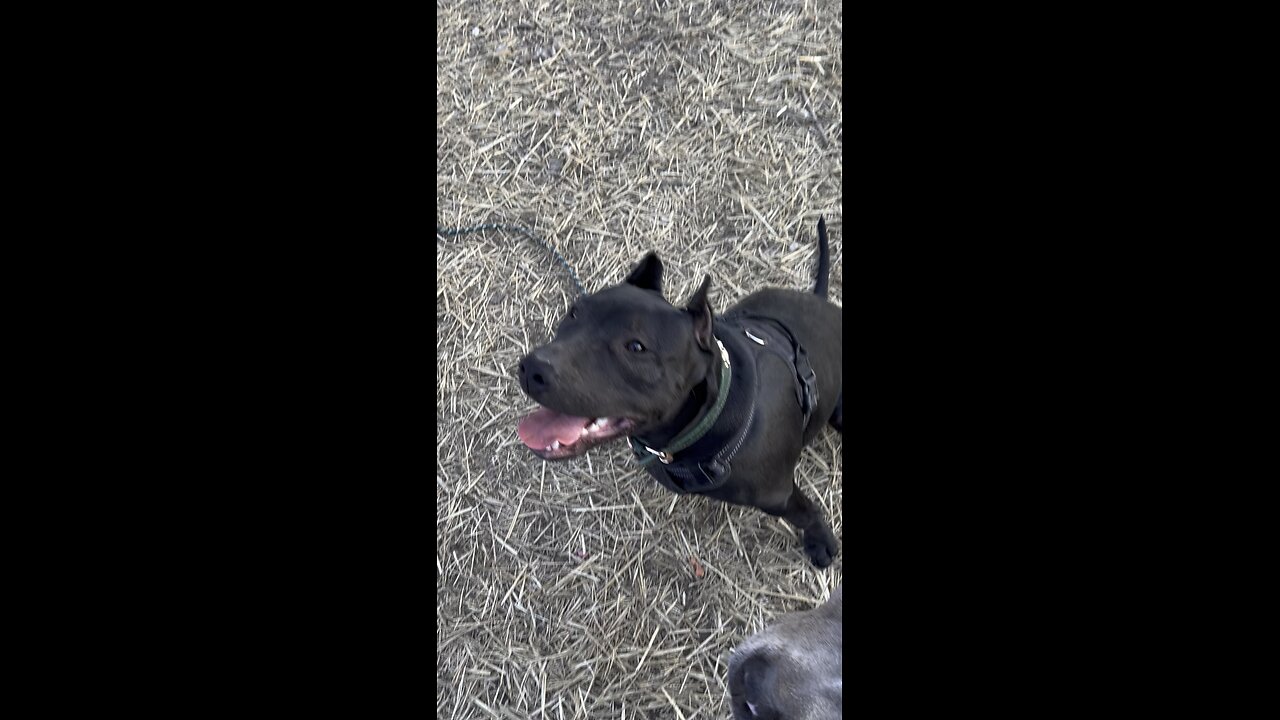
[800,366,818,418]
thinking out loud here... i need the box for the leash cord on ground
[436,222,587,297]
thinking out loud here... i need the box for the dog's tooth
[550,441,561,450]
[581,427,589,436]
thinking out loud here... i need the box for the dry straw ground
[437,1,843,717]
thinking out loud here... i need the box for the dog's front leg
[759,478,839,568]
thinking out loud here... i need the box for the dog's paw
[803,529,838,568]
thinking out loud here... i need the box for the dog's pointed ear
[685,274,714,351]
[624,251,664,293]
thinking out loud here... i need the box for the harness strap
[740,316,819,430]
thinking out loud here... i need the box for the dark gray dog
[728,585,843,719]
[517,218,842,566]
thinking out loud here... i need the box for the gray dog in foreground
[728,585,843,719]
[517,218,842,566]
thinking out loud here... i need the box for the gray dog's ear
[685,274,714,352]
[624,251,664,293]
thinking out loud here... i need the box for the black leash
[436,222,587,297]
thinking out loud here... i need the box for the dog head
[516,252,718,460]
[728,585,842,720]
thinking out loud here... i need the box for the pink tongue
[518,408,591,449]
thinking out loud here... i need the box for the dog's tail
[814,216,830,299]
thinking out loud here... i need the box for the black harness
[629,313,819,494]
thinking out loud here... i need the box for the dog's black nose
[518,353,554,395]
[728,651,781,720]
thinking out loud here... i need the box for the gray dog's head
[515,252,718,460]
[728,585,843,720]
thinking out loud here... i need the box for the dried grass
[437,1,842,716]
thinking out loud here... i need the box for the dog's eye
[626,340,645,353]
[568,307,578,319]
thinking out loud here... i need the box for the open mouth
[517,407,635,460]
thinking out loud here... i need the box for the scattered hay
[438,1,843,716]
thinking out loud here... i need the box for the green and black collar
[629,337,732,465]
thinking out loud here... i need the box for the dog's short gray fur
[518,218,842,565]
[728,585,843,720]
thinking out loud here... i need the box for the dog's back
[727,286,842,443]
[725,216,842,439]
